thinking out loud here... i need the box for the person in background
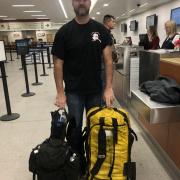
[103,14,116,44]
[162,20,177,49]
[147,26,160,49]
[103,14,118,64]
[52,0,114,176]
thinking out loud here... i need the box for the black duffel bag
[29,109,80,180]
[29,138,80,180]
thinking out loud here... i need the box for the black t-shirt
[52,19,112,94]
[107,29,116,44]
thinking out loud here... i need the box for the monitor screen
[15,39,29,55]
[121,23,127,32]
[171,7,180,25]
[130,20,138,31]
[139,34,149,50]
[146,14,157,28]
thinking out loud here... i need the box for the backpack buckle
[98,154,105,159]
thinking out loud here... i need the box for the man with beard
[52,0,114,176]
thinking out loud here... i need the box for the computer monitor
[139,34,149,50]
[130,20,138,31]
[15,39,29,55]
[146,14,157,28]
[171,7,180,25]
[121,23,127,33]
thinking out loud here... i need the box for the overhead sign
[0,41,6,61]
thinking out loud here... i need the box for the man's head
[103,14,116,30]
[72,0,91,17]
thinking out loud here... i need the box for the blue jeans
[66,92,105,153]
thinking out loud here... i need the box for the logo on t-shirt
[91,32,101,43]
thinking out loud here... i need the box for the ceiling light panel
[3,18,16,20]
[36,18,49,19]
[90,0,98,12]
[103,4,109,7]
[59,0,68,18]
[31,15,47,17]
[24,11,42,13]
[12,5,35,7]
[0,15,8,18]
[129,9,135,13]
[140,3,149,8]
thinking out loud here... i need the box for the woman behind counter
[162,20,177,49]
[147,26,160,49]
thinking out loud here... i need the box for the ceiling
[0,0,175,23]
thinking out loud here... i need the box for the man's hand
[55,93,66,109]
[103,87,115,107]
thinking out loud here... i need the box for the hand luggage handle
[54,108,68,120]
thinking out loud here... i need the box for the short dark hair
[103,14,115,24]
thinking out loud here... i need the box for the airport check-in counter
[129,50,180,171]
[113,45,143,106]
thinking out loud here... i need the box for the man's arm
[103,45,115,107]
[53,56,66,108]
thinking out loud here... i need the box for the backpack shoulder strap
[33,173,36,180]
[90,117,106,180]
[108,118,118,179]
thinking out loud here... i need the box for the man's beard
[74,6,89,16]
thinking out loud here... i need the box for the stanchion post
[47,46,53,69]
[19,55,24,70]
[21,55,35,97]
[9,46,14,61]
[0,62,20,121]
[5,48,9,63]
[40,50,49,76]
[16,49,19,59]
[32,52,43,86]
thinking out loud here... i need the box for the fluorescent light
[96,12,100,15]
[129,9,135,13]
[116,17,120,19]
[31,15,47,17]
[3,18,16,20]
[140,3,149,8]
[103,4,109,7]
[121,13,126,16]
[90,0,98,12]
[92,17,96,19]
[12,5,35,7]
[0,15,8,18]
[36,18,49,19]
[24,11,42,13]
[59,0,68,18]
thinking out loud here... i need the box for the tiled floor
[0,53,174,180]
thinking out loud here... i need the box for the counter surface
[131,90,180,124]
[132,90,180,108]
[161,57,180,66]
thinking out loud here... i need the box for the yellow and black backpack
[86,107,138,180]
